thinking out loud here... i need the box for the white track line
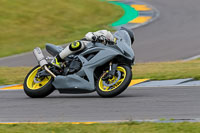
[183,55,200,61]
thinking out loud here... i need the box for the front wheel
[96,65,132,97]
[24,65,55,98]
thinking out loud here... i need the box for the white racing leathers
[59,30,114,60]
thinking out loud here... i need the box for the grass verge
[0,0,123,57]
[132,59,200,80]
[0,59,200,86]
[0,122,200,133]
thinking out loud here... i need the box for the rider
[51,30,115,68]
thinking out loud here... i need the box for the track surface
[0,86,200,122]
[133,0,200,62]
[0,0,200,66]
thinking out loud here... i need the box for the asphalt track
[0,86,200,122]
[133,0,200,62]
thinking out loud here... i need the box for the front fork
[102,62,118,80]
[109,62,118,76]
[33,47,56,78]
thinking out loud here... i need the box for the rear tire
[24,65,55,98]
[96,65,132,98]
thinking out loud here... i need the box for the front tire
[96,65,132,97]
[24,65,55,98]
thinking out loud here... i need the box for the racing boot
[51,55,63,69]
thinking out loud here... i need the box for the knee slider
[69,41,82,51]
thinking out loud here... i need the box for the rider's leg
[52,41,85,67]
[59,41,85,60]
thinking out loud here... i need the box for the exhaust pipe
[33,47,56,78]
[33,47,48,67]
[44,65,56,78]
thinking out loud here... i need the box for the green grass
[0,122,200,133]
[132,59,200,80]
[0,67,31,85]
[0,0,123,57]
[0,59,200,86]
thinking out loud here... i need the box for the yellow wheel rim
[27,67,52,90]
[98,66,127,92]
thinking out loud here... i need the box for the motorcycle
[23,27,135,98]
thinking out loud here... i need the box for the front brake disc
[103,71,121,87]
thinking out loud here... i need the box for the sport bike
[24,27,135,98]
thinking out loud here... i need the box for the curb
[1,118,200,124]
[133,78,200,87]
[1,78,200,91]
[0,79,150,91]
[108,0,160,29]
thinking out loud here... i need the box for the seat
[46,43,63,56]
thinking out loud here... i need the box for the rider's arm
[84,30,114,45]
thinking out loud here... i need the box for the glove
[85,32,108,44]
[85,30,115,45]
[85,32,97,41]
[97,35,107,44]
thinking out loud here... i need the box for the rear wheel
[24,65,55,98]
[96,65,132,97]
